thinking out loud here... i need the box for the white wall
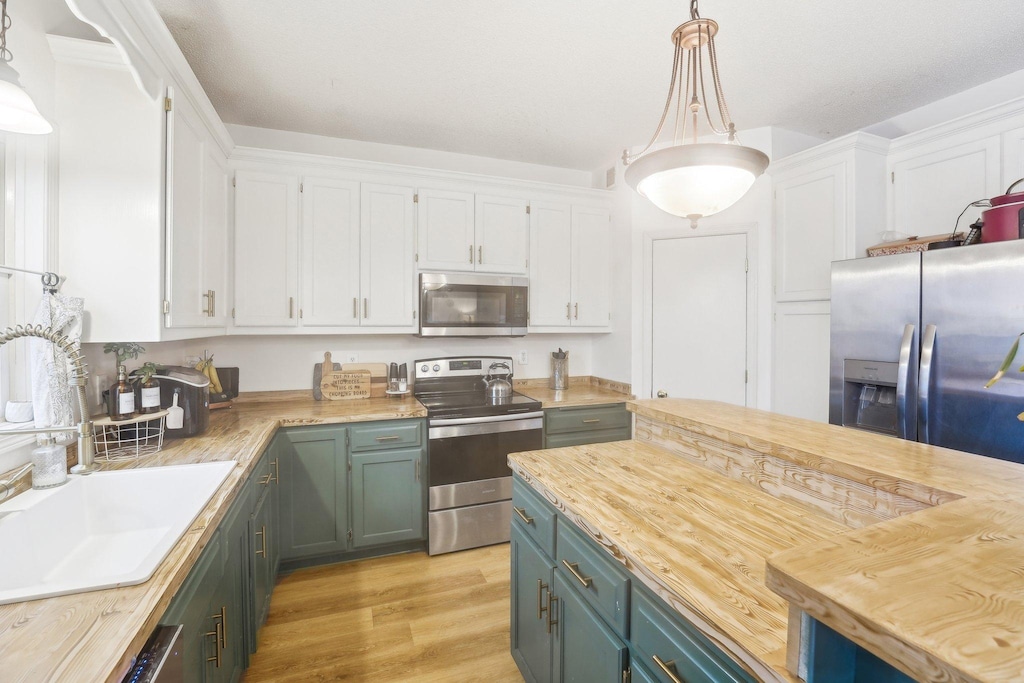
[81,333,596,395]
[228,125,595,188]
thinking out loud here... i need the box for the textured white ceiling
[150,0,1024,171]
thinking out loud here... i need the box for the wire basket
[94,409,168,461]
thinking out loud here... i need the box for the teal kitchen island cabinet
[543,403,631,449]
[276,419,427,567]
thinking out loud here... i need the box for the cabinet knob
[657,390,668,398]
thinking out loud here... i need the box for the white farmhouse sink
[0,460,237,605]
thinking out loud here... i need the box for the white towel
[30,293,85,428]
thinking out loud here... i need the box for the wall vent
[605,166,616,189]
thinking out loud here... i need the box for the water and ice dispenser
[841,360,899,435]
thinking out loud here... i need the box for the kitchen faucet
[0,324,97,480]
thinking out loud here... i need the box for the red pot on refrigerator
[981,178,1024,243]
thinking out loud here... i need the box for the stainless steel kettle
[483,361,513,399]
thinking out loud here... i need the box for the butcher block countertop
[509,399,1024,683]
[515,375,632,408]
[0,394,425,683]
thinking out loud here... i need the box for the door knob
[656,390,668,398]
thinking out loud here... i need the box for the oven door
[419,272,528,337]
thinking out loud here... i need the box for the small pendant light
[0,0,53,135]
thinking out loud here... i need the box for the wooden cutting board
[319,352,372,400]
[342,363,388,398]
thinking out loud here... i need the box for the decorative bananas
[196,352,223,394]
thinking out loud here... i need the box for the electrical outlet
[91,374,109,411]
[346,353,359,363]
[518,350,528,365]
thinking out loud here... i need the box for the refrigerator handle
[919,324,937,444]
[895,323,915,439]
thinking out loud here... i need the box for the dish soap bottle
[108,364,137,421]
[31,435,67,489]
[138,365,161,415]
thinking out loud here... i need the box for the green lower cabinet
[552,570,629,683]
[221,474,253,670]
[277,425,348,560]
[544,404,632,449]
[629,658,659,683]
[350,446,424,547]
[803,617,914,683]
[511,524,556,683]
[250,481,276,639]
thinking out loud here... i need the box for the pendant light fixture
[623,0,766,227]
[0,0,52,135]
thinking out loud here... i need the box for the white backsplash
[81,334,595,393]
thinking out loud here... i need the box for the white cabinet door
[890,136,1001,237]
[772,301,831,422]
[1002,126,1024,190]
[417,189,475,271]
[234,170,299,327]
[202,147,230,327]
[528,201,573,327]
[361,183,416,328]
[301,178,361,327]
[474,194,529,274]
[774,162,845,302]
[570,205,611,327]
[165,88,208,328]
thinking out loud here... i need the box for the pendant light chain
[0,0,12,64]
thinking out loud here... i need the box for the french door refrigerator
[829,240,1024,464]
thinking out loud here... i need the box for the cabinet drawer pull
[259,473,272,486]
[546,591,558,634]
[581,419,601,424]
[255,525,267,557]
[205,620,222,667]
[566,302,571,320]
[209,606,227,649]
[271,458,279,484]
[574,302,579,320]
[652,655,684,683]
[203,290,215,316]
[374,435,401,442]
[364,297,369,318]
[513,506,534,525]
[469,245,474,264]
[537,579,548,620]
[289,296,294,319]
[353,297,358,319]
[561,560,592,588]
[478,245,483,264]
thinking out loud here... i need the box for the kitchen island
[509,398,1024,683]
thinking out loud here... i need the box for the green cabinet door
[221,473,253,669]
[511,524,555,683]
[350,446,424,547]
[277,425,348,560]
[206,556,244,683]
[552,571,628,683]
[251,482,275,639]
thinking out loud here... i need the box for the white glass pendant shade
[624,143,768,221]
[0,63,52,135]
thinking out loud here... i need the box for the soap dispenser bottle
[108,364,136,421]
[31,435,67,489]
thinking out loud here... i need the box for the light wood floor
[242,543,524,682]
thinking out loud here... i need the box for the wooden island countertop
[0,394,426,683]
[509,398,1024,683]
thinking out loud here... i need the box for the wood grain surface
[0,395,426,683]
[515,378,633,408]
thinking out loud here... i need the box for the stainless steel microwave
[418,273,528,337]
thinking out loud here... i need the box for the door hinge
[415,253,419,262]
[345,431,350,446]
[744,257,749,273]
[232,176,236,188]
[164,97,172,112]
[891,171,895,184]
[413,193,419,203]
[232,307,236,319]
[300,182,303,193]
[162,299,170,314]
[347,529,353,542]
[623,666,631,683]
[745,369,749,384]
[525,258,529,268]
[526,204,531,214]
[299,308,303,319]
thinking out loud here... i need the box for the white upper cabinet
[771,133,888,302]
[889,135,1001,238]
[234,170,300,327]
[301,178,361,327]
[529,201,611,331]
[1001,126,1024,192]
[570,205,611,327]
[417,189,476,271]
[165,88,230,329]
[361,184,417,328]
[528,201,573,326]
[474,195,529,274]
[772,301,831,422]
[418,189,530,274]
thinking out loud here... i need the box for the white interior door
[651,234,748,405]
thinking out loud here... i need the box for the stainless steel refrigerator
[829,240,1024,464]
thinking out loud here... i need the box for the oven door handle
[429,411,545,427]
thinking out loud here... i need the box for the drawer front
[545,404,629,435]
[512,477,556,557]
[555,517,629,638]
[544,427,632,449]
[349,419,424,452]
[631,586,753,683]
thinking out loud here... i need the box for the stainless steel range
[414,355,543,555]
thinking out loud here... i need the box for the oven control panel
[414,356,512,381]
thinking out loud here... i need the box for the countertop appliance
[414,355,542,555]
[829,240,1024,463]
[154,366,210,439]
[120,624,183,682]
[418,273,528,337]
